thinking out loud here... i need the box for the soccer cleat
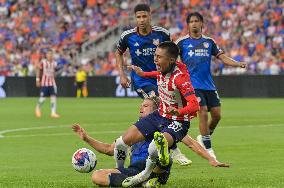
[142,177,161,188]
[154,132,169,166]
[122,172,146,187]
[51,113,60,118]
[35,107,41,118]
[171,152,192,166]
[196,135,205,149]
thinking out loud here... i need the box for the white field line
[0,123,283,139]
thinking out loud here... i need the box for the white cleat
[122,172,147,187]
[197,135,217,160]
[171,151,192,166]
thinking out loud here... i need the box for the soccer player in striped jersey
[113,42,201,187]
[176,12,246,158]
[116,3,191,166]
[35,50,60,118]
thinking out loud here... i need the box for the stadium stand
[0,0,283,76]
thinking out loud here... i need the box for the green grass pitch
[0,98,284,187]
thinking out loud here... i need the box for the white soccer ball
[72,148,97,173]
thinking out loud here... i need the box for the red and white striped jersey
[40,59,57,87]
[157,62,195,121]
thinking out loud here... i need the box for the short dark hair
[134,4,150,13]
[158,41,179,60]
[186,12,203,24]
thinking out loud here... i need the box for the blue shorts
[134,111,190,147]
[195,89,221,111]
[117,160,146,176]
[135,84,158,99]
[40,86,57,97]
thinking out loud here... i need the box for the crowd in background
[0,0,283,76]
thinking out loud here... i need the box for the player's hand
[120,75,131,88]
[127,65,144,77]
[209,159,230,168]
[239,62,246,68]
[165,106,180,116]
[72,123,88,141]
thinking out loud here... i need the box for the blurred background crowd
[0,0,283,76]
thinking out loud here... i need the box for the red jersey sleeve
[142,71,159,78]
[175,74,200,116]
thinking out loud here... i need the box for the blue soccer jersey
[176,35,224,90]
[117,26,171,90]
[130,141,150,164]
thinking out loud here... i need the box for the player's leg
[115,111,161,169]
[92,168,120,186]
[35,87,46,117]
[208,106,221,135]
[208,90,221,135]
[123,119,189,187]
[76,82,82,98]
[50,86,60,118]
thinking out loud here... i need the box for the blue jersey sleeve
[117,31,130,53]
[210,39,224,58]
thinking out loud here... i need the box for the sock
[37,97,46,108]
[172,147,181,155]
[114,136,129,168]
[139,140,158,179]
[209,128,215,135]
[76,89,81,98]
[202,135,212,149]
[50,96,57,114]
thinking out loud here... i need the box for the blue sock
[202,135,211,149]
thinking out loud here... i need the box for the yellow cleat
[142,178,161,188]
[154,132,169,166]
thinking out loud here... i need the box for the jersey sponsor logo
[135,48,156,56]
[203,42,209,48]
[153,39,160,46]
[168,121,183,132]
[188,49,209,57]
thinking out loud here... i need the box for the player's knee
[212,113,221,122]
[115,136,128,149]
[91,170,108,186]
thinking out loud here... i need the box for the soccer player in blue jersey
[115,3,191,166]
[176,12,246,158]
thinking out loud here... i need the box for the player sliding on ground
[72,92,229,187]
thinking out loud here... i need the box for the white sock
[37,97,46,108]
[140,140,158,178]
[114,136,129,168]
[50,96,57,114]
[172,147,181,155]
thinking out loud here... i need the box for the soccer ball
[72,148,97,173]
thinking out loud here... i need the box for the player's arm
[115,49,131,88]
[211,39,246,68]
[115,32,131,88]
[36,63,42,87]
[181,135,229,167]
[166,75,199,116]
[218,54,246,68]
[72,124,114,156]
[128,65,158,78]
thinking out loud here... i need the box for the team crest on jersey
[203,42,209,48]
[153,39,160,46]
